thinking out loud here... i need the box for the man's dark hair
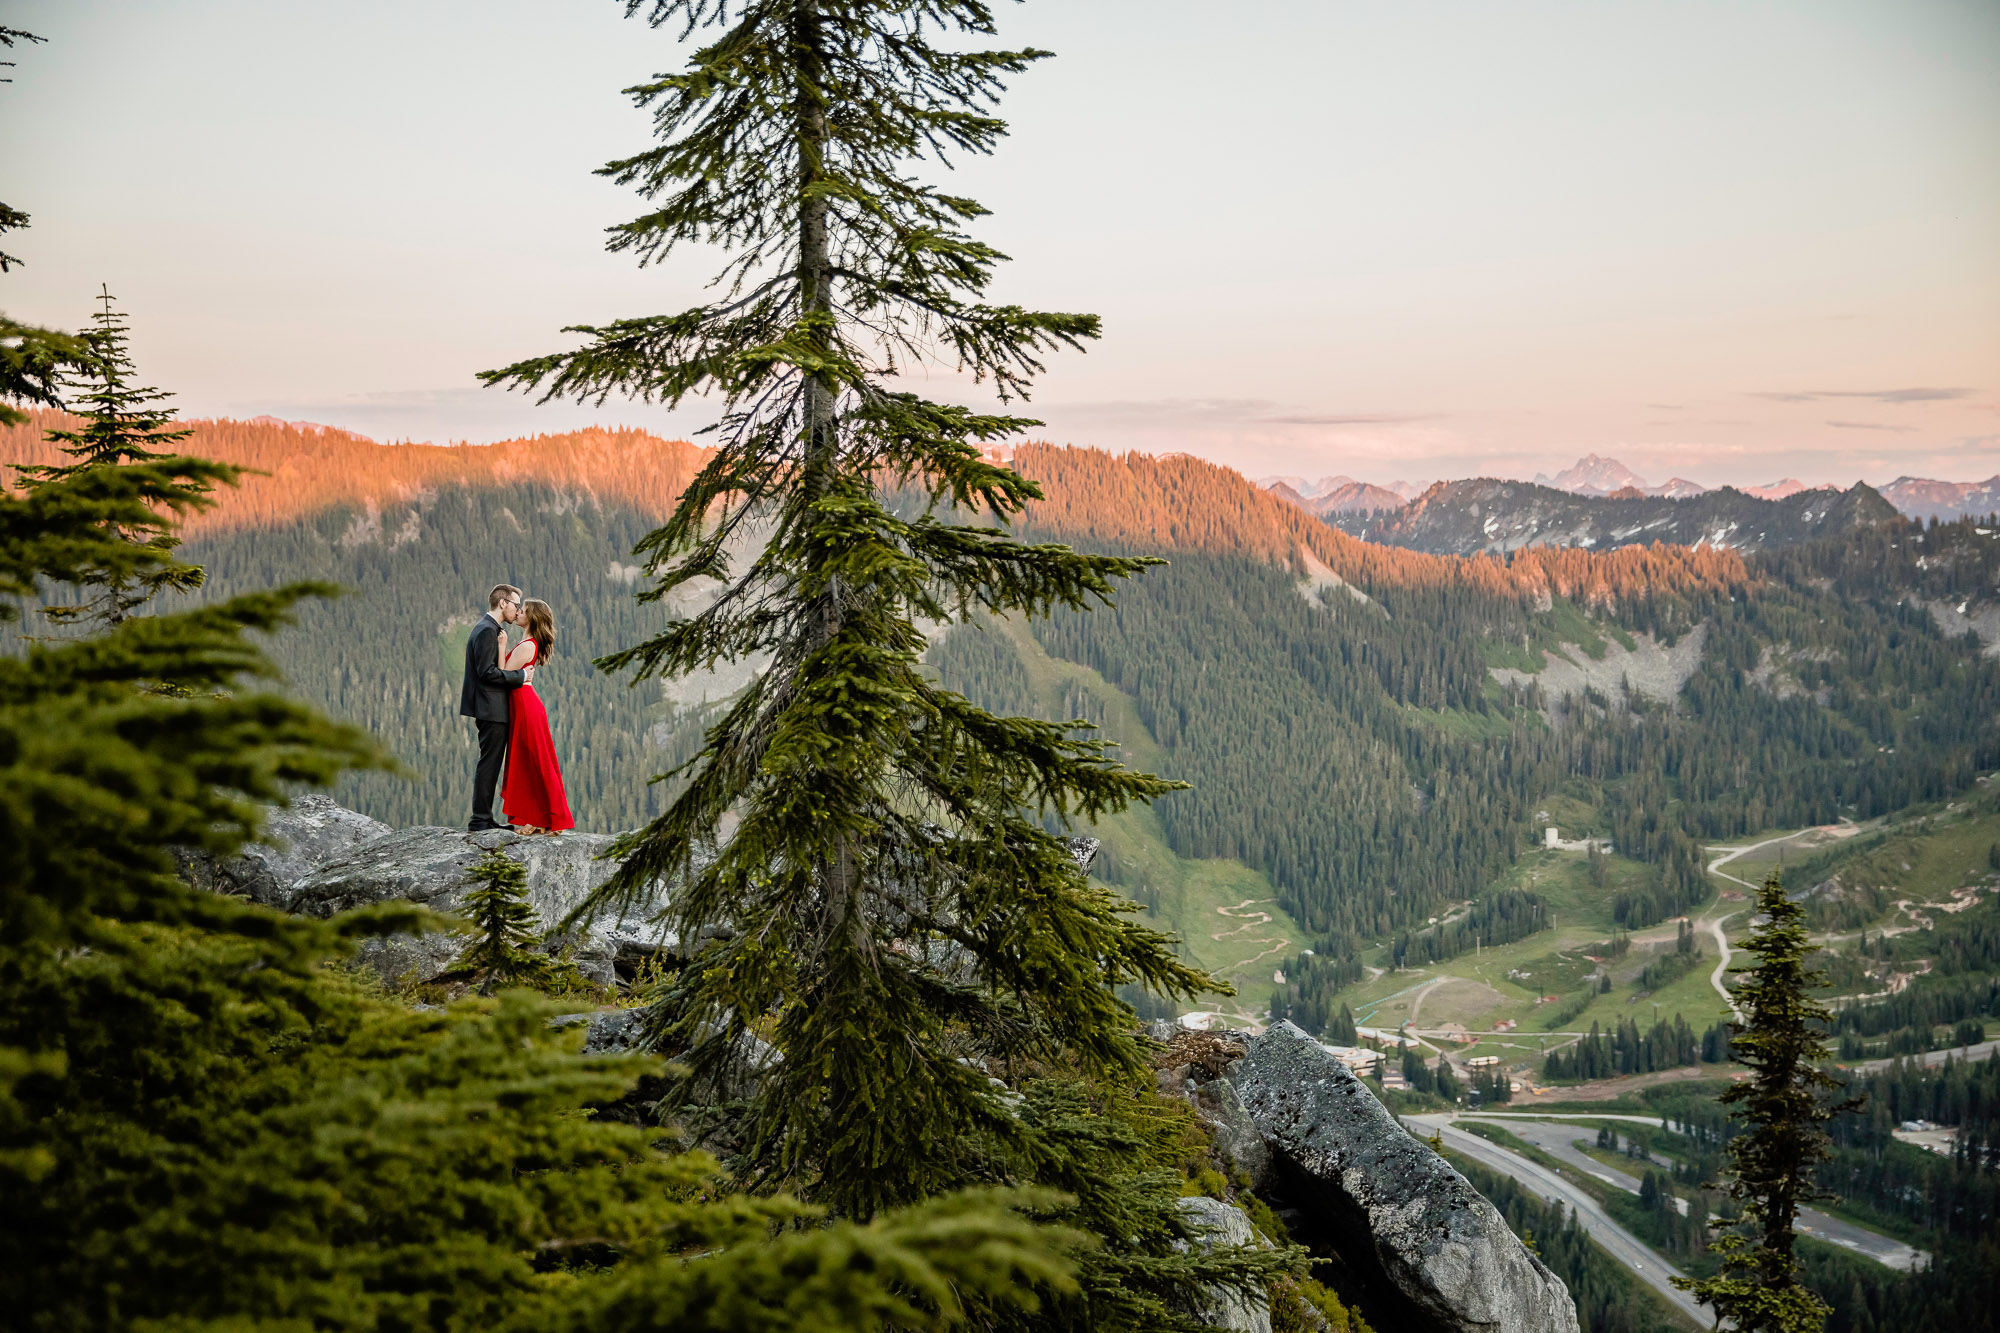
[488,584,522,611]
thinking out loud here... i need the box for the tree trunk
[791,0,862,955]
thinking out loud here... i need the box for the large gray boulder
[1231,1022,1578,1333]
[1175,1196,1272,1333]
[285,826,675,987]
[175,794,394,906]
[1195,1075,1275,1194]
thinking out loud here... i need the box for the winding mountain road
[1700,826,1851,1019]
[1403,1113,1711,1328]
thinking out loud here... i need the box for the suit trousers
[471,718,511,828]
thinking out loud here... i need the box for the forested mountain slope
[1324,476,1897,555]
[999,448,1999,952]
[0,411,708,534]
[1009,443,1751,611]
[7,418,1996,1003]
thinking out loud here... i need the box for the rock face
[286,825,674,986]
[1175,1196,1272,1333]
[176,799,674,988]
[175,794,393,906]
[1195,1076,1275,1195]
[550,1009,647,1055]
[1231,1022,1579,1333]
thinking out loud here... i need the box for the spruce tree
[459,847,556,993]
[20,286,205,626]
[484,0,1213,1217]
[1674,872,1853,1333]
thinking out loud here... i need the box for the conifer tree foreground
[20,287,205,626]
[459,846,556,993]
[485,0,1214,1217]
[2,370,1077,1333]
[1674,872,1853,1333]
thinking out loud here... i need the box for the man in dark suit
[461,583,535,831]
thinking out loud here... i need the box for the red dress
[502,640,574,832]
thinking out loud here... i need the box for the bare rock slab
[286,826,673,986]
[175,794,394,907]
[1175,1196,1272,1333]
[1231,1021,1578,1333]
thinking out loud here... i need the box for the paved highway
[1464,1117,1927,1272]
[1403,1113,1713,1329]
[1851,1038,1999,1073]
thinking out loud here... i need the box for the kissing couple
[459,583,574,835]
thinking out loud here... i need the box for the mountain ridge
[0,411,710,535]
[1328,476,1896,556]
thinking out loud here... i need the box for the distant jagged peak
[1314,479,1410,514]
[1257,473,1427,504]
[1264,480,1313,508]
[1877,474,2000,521]
[1741,478,1819,501]
[1264,476,1409,517]
[1255,473,1360,500]
[1650,477,1709,499]
[1538,453,1652,497]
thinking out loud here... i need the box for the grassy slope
[1789,796,2000,912]
[1334,847,1730,1068]
[988,617,1306,1021]
[1366,778,1998,1074]
[1701,789,2000,1024]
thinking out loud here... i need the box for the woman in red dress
[500,598,574,835]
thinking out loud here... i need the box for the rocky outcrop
[177,800,675,988]
[1176,1196,1272,1333]
[1231,1022,1578,1333]
[175,794,392,906]
[1488,621,1708,712]
[290,825,674,986]
[550,1009,647,1055]
[1195,1068,1276,1194]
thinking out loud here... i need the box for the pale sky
[4,0,1996,488]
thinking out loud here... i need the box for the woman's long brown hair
[521,599,556,662]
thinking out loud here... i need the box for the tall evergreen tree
[484,0,1212,1217]
[1675,872,1854,1333]
[20,286,204,626]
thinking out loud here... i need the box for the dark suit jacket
[460,615,525,722]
